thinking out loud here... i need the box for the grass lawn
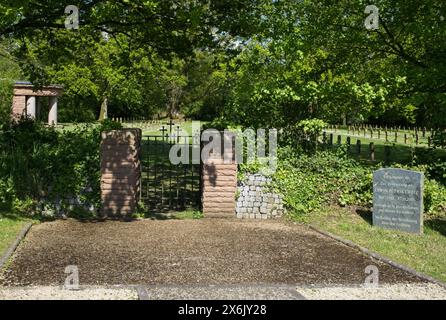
[135,210,203,220]
[56,120,201,135]
[115,119,199,136]
[322,130,446,164]
[0,215,34,257]
[300,206,446,282]
[167,210,203,220]
[325,128,432,146]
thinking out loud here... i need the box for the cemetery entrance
[140,128,201,212]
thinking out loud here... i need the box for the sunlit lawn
[0,214,33,256]
[322,130,446,164]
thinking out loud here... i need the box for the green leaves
[0,118,122,217]
[1,1,445,126]
[273,148,446,219]
[221,0,446,128]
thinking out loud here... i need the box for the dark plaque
[373,168,424,234]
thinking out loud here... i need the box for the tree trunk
[98,96,108,121]
[167,85,182,119]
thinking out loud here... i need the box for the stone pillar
[48,97,58,125]
[26,96,37,119]
[100,129,141,217]
[12,95,26,118]
[201,132,237,218]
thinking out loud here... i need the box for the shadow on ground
[356,208,373,226]
[425,219,446,237]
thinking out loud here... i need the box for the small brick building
[12,81,63,125]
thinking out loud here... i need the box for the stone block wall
[100,129,141,217]
[236,174,285,219]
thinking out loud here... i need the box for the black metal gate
[140,133,201,212]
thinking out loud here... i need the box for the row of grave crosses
[159,119,179,140]
[159,118,200,143]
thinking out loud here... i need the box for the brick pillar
[201,132,237,218]
[12,95,26,119]
[100,129,141,217]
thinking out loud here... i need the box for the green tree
[217,0,445,128]
[0,40,22,121]
[0,0,270,121]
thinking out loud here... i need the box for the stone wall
[100,129,141,217]
[236,174,285,219]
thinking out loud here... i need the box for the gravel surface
[297,283,446,300]
[0,218,425,286]
[0,286,138,300]
[140,285,305,300]
[1,284,445,300]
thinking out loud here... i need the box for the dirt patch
[0,218,424,286]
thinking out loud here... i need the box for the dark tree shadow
[0,210,23,221]
[356,208,373,226]
[425,219,446,237]
[204,163,217,187]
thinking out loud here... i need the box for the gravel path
[0,286,137,300]
[297,283,446,300]
[0,218,426,287]
[139,284,305,300]
[1,284,445,300]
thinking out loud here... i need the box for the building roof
[14,81,63,90]
[13,81,64,97]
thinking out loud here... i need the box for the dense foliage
[271,147,446,220]
[0,0,264,121]
[0,118,121,218]
[0,1,445,220]
[281,119,327,152]
[0,80,14,122]
[0,1,444,127]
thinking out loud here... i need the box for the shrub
[0,80,14,123]
[0,118,122,218]
[273,147,367,217]
[272,147,446,219]
[427,160,446,186]
[432,130,446,149]
[413,148,446,185]
[281,119,327,152]
[424,179,446,218]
